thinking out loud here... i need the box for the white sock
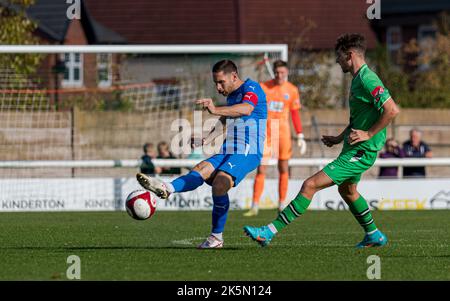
[367,229,378,235]
[267,223,278,234]
[165,182,175,193]
[211,232,223,241]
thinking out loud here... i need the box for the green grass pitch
[0,210,449,280]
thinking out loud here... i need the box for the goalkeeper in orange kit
[244,60,306,216]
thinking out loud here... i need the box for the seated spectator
[157,141,181,175]
[140,143,161,175]
[402,128,432,178]
[378,138,405,178]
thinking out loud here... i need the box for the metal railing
[1,158,449,168]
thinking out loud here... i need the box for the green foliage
[289,51,338,109]
[254,16,339,109]
[104,90,135,111]
[283,17,339,108]
[0,0,43,76]
[57,92,135,112]
[369,12,450,108]
[57,95,106,112]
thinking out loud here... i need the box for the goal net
[0,44,287,211]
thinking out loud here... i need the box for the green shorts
[322,148,377,185]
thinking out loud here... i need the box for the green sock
[271,194,311,232]
[347,195,378,233]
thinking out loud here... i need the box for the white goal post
[0,44,288,83]
[0,43,288,176]
[0,44,288,61]
[0,44,287,82]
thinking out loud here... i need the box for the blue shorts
[205,153,262,187]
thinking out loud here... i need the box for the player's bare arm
[348,98,400,145]
[196,98,254,117]
[201,116,227,146]
[322,125,350,147]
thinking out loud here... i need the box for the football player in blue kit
[136,60,267,249]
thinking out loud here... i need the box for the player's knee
[278,160,289,173]
[338,186,349,198]
[193,161,213,179]
[338,184,358,199]
[212,174,233,195]
[257,165,267,175]
[278,165,289,174]
[301,178,318,194]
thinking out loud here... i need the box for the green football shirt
[342,64,392,152]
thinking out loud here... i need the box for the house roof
[89,19,127,44]
[25,0,69,41]
[0,0,126,44]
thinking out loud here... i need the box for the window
[386,26,402,65]
[156,83,181,108]
[61,53,83,87]
[417,25,437,70]
[418,25,437,43]
[97,53,112,87]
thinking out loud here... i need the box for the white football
[125,189,157,220]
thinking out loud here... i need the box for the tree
[370,12,450,108]
[254,16,339,109]
[0,0,42,78]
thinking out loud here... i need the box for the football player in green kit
[244,33,400,248]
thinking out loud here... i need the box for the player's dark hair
[273,60,288,70]
[212,60,238,74]
[143,143,153,154]
[335,33,367,55]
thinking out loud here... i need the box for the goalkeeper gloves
[297,133,307,155]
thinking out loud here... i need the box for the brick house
[83,0,377,48]
[5,0,448,105]
[80,0,380,104]
[25,0,126,92]
[83,0,450,73]
[1,0,126,94]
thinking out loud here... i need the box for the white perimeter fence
[0,158,449,212]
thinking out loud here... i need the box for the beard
[340,65,350,73]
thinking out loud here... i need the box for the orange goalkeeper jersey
[260,79,302,161]
[261,79,301,129]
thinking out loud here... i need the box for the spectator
[140,143,161,175]
[402,128,432,178]
[187,135,205,160]
[157,141,181,175]
[378,138,405,178]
